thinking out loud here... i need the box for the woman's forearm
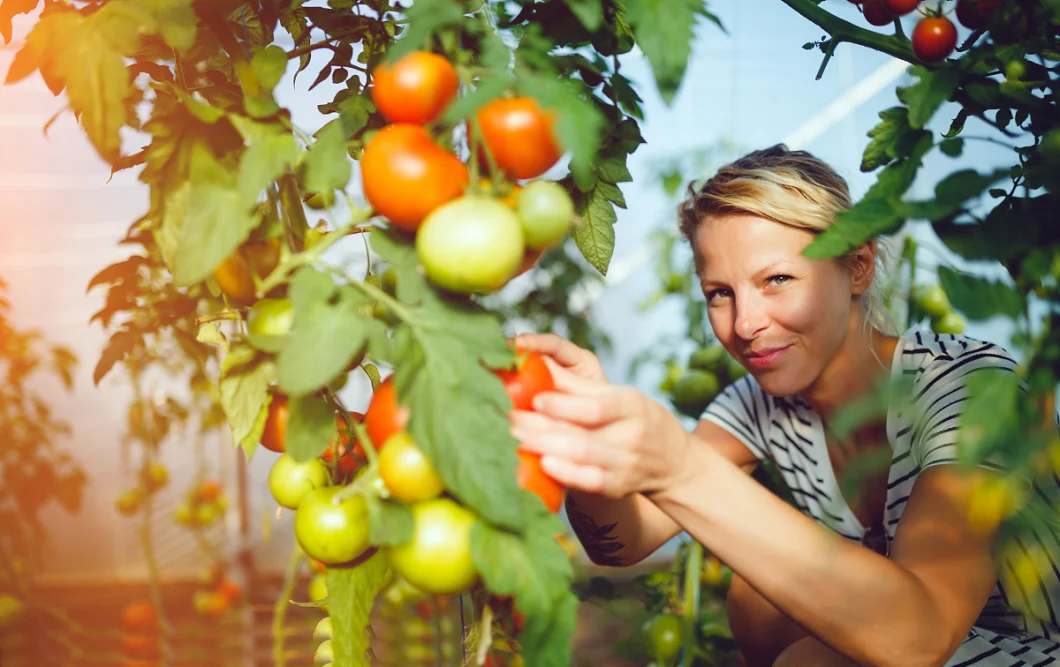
[564,490,681,567]
[651,436,952,667]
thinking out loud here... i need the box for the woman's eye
[705,288,731,301]
[767,274,793,286]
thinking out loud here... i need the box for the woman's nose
[733,293,768,341]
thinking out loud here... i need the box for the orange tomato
[121,634,161,660]
[212,238,281,305]
[360,124,468,231]
[260,394,289,453]
[120,601,159,634]
[516,450,565,513]
[477,98,563,180]
[196,479,222,503]
[372,51,459,125]
[364,376,410,450]
[322,411,366,474]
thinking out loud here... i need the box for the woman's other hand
[511,332,607,382]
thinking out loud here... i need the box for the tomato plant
[644,613,684,665]
[364,376,410,450]
[378,432,444,503]
[268,455,330,510]
[416,196,527,294]
[372,51,460,125]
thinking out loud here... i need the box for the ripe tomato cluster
[173,478,229,529]
[851,0,1006,64]
[362,51,576,294]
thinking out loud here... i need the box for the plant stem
[681,542,703,667]
[776,0,918,65]
[273,547,305,667]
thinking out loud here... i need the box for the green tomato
[308,573,328,611]
[294,486,371,565]
[269,454,330,510]
[1005,59,1026,81]
[314,639,334,665]
[313,616,333,641]
[643,613,683,665]
[388,497,479,595]
[1041,130,1060,164]
[416,196,525,294]
[932,310,967,335]
[688,344,727,371]
[670,370,720,418]
[913,284,951,319]
[515,181,574,250]
[247,298,294,352]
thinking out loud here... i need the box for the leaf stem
[195,310,241,326]
[776,0,918,65]
[317,260,414,324]
[680,543,702,667]
[273,546,304,667]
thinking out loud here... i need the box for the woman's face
[696,213,858,397]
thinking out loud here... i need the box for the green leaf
[803,198,902,259]
[365,496,413,546]
[896,65,961,130]
[597,155,633,184]
[277,269,381,397]
[937,266,1025,321]
[286,394,335,462]
[939,137,964,157]
[320,89,375,139]
[899,168,1008,221]
[520,74,605,186]
[368,271,524,529]
[562,0,603,30]
[251,45,288,92]
[196,323,227,346]
[328,549,390,667]
[624,0,703,104]
[219,344,275,456]
[238,134,297,206]
[172,146,260,286]
[385,0,464,63]
[861,107,922,172]
[572,183,618,275]
[304,120,352,194]
[142,0,196,51]
[471,500,576,667]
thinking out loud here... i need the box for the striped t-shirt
[701,327,1060,666]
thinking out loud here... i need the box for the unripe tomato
[308,572,328,607]
[260,394,290,453]
[192,590,230,617]
[861,0,893,26]
[143,461,169,492]
[881,0,919,15]
[416,196,526,294]
[689,344,727,371]
[120,601,159,634]
[365,376,410,450]
[515,181,574,250]
[912,17,957,63]
[313,616,333,641]
[932,310,966,335]
[314,639,334,666]
[361,123,468,231]
[247,298,294,352]
[479,177,523,207]
[477,97,563,179]
[378,432,445,503]
[116,488,145,516]
[371,51,459,125]
[643,613,683,664]
[516,450,565,513]
[912,284,950,318]
[294,486,371,565]
[269,455,330,510]
[194,501,223,526]
[213,239,281,305]
[388,497,479,595]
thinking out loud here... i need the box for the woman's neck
[800,319,899,426]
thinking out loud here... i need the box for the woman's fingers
[541,358,609,396]
[539,456,606,495]
[513,332,582,364]
[510,410,611,467]
[531,387,627,427]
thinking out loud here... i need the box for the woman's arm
[564,420,761,567]
[652,439,998,667]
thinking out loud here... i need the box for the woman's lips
[744,345,791,369]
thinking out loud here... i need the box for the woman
[510,145,1059,667]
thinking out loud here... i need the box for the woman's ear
[849,241,877,296]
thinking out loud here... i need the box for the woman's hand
[509,363,693,499]
[511,332,607,382]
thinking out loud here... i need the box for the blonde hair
[678,144,899,337]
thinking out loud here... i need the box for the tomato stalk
[272,546,305,667]
[902,236,919,330]
[777,0,918,69]
[680,542,703,667]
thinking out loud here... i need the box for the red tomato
[364,376,410,450]
[497,349,555,411]
[120,601,159,634]
[861,0,894,26]
[912,16,958,63]
[214,578,242,605]
[955,0,1000,31]
[260,394,289,453]
[372,51,459,125]
[882,0,919,15]
[360,124,469,231]
[196,479,222,503]
[516,450,565,513]
[321,411,366,473]
[476,98,563,180]
[121,635,161,660]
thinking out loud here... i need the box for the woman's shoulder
[893,326,1021,382]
